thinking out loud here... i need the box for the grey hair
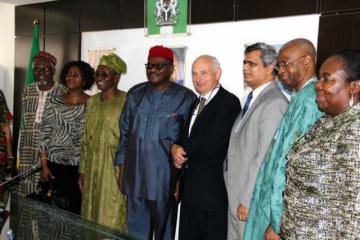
[194,55,221,71]
[244,42,277,76]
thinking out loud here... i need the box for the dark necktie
[196,97,206,117]
[242,91,253,117]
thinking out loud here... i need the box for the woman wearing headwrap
[38,61,94,214]
[79,53,127,231]
[280,50,360,239]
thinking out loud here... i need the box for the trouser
[179,201,227,240]
[227,209,245,240]
[47,162,81,214]
[126,196,176,240]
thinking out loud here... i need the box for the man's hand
[40,165,54,182]
[171,144,188,169]
[78,173,85,192]
[264,224,280,240]
[237,203,248,221]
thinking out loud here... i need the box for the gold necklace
[64,95,84,105]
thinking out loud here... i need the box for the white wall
[0,3,15,113]
[82,14,320,101]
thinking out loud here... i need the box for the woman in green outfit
[79,53,127,231]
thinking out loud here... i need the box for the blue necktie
[242,91,253,117]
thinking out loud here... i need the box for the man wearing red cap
[18,51,66,196]
[116,45,196,240]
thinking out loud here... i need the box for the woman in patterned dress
[0,90,13,211]
[38,61,94,214]
[281,50,360,239]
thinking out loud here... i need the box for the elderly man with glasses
[115,45,196,240]
[18,51,66,197]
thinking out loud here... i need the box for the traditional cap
[98,53,127,74]
[148,45,173,61]
[33,51,57,67]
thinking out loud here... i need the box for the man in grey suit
[224,42,288,240]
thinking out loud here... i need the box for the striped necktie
[196,97,206,117]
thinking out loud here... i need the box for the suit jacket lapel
[190,87,224,137]
[235,81,276,132]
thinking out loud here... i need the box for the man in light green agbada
[243,39,324,240]
[79,53,128,231]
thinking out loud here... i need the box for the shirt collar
[252,81,272,101]
[199,84,220,104]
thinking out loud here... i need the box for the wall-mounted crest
[155,0,179,26]
[145,0,190,35]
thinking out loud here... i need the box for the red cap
[33,51,57,66]
[148,45,173,61]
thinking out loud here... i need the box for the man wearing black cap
[18,51,66,197]
[115,46,196,240]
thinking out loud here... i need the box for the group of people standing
[17,51,128,233]
[5,37,360,240]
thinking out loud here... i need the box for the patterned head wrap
[98,53,127,74]
[33,51,57,67]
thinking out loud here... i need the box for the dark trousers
[179,201,227,240]
[47,162,81,214]
[126,196,175,240]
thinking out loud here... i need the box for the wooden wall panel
[235,0,318,20]
[80,0,122,31]
[192,0,235,23]
[319,0,360,13]
[15,4,44,36]
[122,0,143,29]
[317,13,360,70]
[44,0,80,34]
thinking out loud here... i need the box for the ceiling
[0,0,55,5]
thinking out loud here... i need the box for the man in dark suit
[171,55,241,240]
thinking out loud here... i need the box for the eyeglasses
[34,67,51,73]
[145,63,171,70]
[65,72,83,78]
[94,72,114,79]
[278,55,306,69]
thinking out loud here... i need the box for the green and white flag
[25,20,40,86]
[147,0,188,35]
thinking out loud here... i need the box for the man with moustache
[115,45,196,240]
[18,51,66,196]
[225,42,288,240]
[172,55,240,240]
[243,39,324,240]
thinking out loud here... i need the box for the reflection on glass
[9,192,135,240]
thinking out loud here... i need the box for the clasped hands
[171,144,188,169]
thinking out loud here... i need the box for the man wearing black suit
[171,55,241,240]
